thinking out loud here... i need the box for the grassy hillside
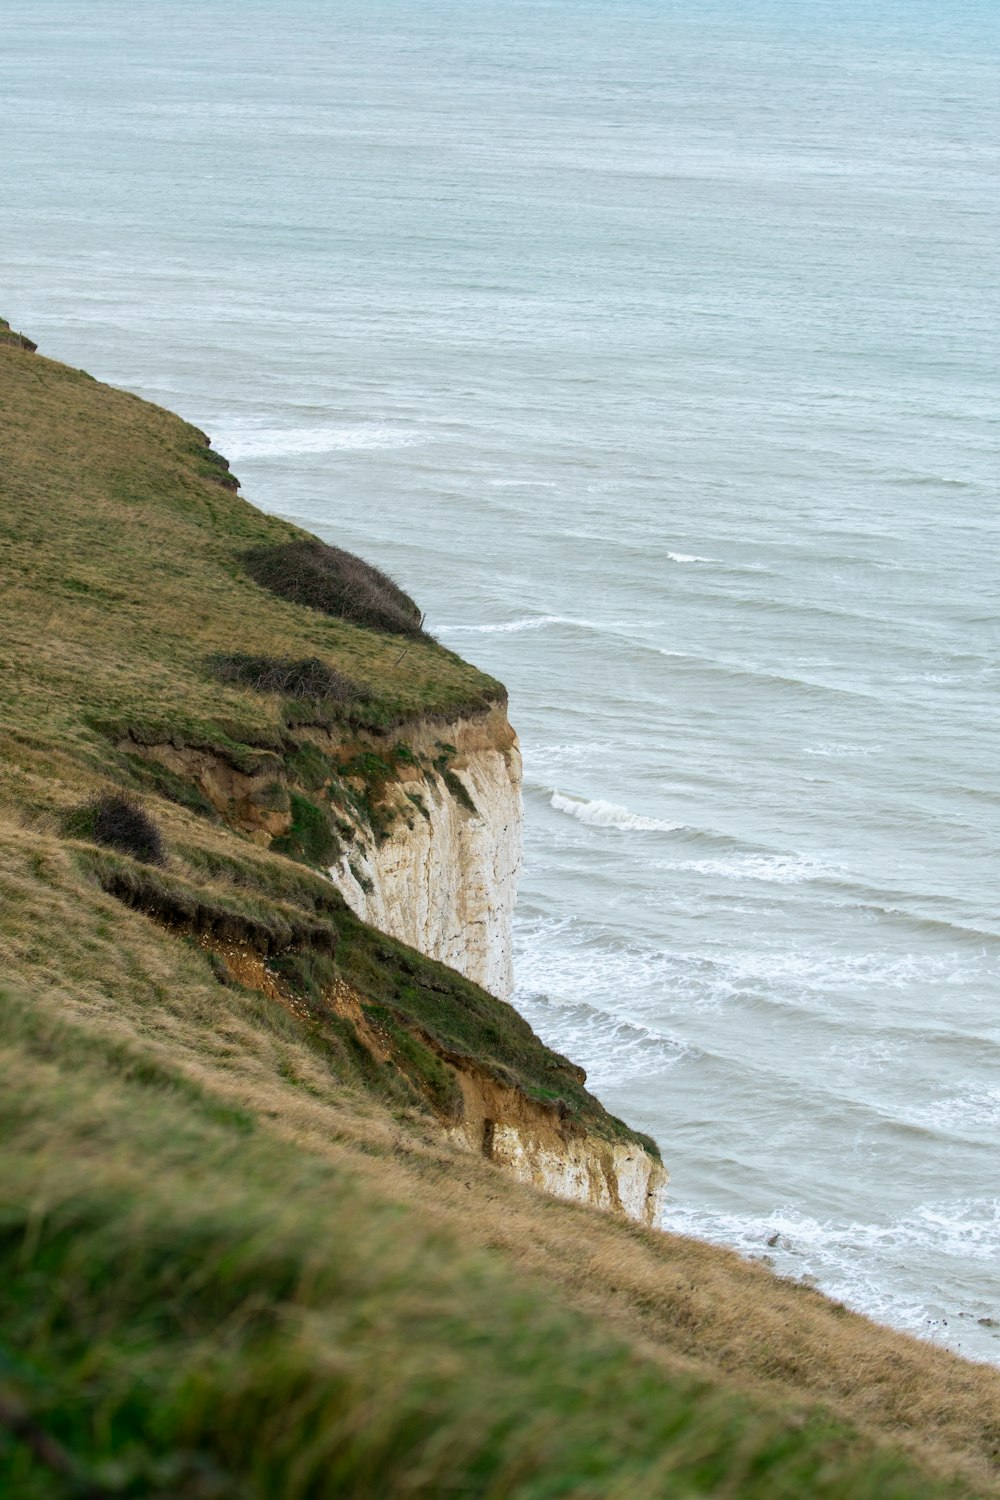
[2,322,1000,1498]
[0,318,639,1149]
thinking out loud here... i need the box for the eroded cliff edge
[119,705,666,1226]
[0,318,666,1226]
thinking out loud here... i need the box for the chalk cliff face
[489,1129,668,1226]
[328,973,667,1228]
[448,1056,669,1228]
[318,706,667,1226]
[326,706,522,1000]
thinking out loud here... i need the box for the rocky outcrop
[447,1054,667,1227]
[327,707,522,999]
[325,976,667,1228]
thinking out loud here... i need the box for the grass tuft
[271,792,341,868]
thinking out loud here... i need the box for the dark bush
[74,792,166,865]
[207,652,370,705]
[242,539,426,638]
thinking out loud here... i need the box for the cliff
[112,704,522,998]
[329,706,522,1001]
[3,321,998,1500]
[0,319,664,1226]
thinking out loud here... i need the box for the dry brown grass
[2,807,999,1494]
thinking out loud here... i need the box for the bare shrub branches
[242,539,428,639]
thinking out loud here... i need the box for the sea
[4,0,998,1363]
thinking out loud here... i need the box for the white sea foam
[525,741,618,768]
[550,791,682,833]
[665,550,713,563]
[905,1088,1000,1136]
[487,478,558,489]
[444,615,638,637]
[717,945,995,995]
[513,986,689,1089]
[514,914,998,1043]
[444,615,567,635]
[656,853,838,884]
[514,915,694,1002]
[661,1198,1000,1356]
[218,424,423,459]
[802,743,885,758]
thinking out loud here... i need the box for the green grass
[0,986,983,1500]
[271,791,343,867]
[0,334,503,796]
[3,326,1000,1499]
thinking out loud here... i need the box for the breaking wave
[549,791,682,833]
[654,852,840,884]
[444,615,568,635]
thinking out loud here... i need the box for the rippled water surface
[4,0,999,1361]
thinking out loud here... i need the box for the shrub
[242,539,426,638]
[207,652,370,705]
[68,792,166,865]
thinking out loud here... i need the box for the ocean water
[4,0,999,1362]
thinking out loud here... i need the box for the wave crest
[550,790,681,833]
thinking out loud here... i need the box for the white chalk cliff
[323,702,668,1227]
[326,706,522,1000]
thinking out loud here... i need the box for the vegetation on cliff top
[2,324,1000,1498]
[0,321,642,1149]
[0,321,500,763]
